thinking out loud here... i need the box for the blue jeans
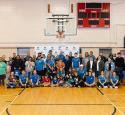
[26,71,32,79]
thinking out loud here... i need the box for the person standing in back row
[115,52,124,82]
[24,51,32,62]
[105,57,115,84]
[95,55,105,77]
[83,52,89,67]
[89,51,96,61]
[72,53,80,70]
[0,57,7,86]
[11,55,25,72]
[25,57,35,80]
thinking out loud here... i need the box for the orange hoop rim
[56,31,65,38]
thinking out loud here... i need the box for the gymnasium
[0,0,125,115]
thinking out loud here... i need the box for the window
[99,48,112,58]
[17,48,30,56]
[120,50,125,60]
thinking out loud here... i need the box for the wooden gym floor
[0,86,125,115]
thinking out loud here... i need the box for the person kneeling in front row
[84,70,95,87]
[30,70,40,87]
[109,71,119,89]
[19,70,28,88]
[97,71,108,88]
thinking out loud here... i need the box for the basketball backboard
[44,14,77,37]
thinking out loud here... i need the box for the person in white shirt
[25,57,35,80]
[86,57,96,73]
[95,55,105,77]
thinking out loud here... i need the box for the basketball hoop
[45,14,76,37]
[56,31,65,38]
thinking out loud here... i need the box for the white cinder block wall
[0,0,125,60]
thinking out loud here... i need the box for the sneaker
[98,86,101,88]
[104,86,108,88]
[115,86,118,89]
[110,86,113,88]
[78,86,81,88]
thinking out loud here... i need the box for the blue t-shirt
[58,54,65,62]
[52,79,58,84]
[14,69,21,76]
[85,75,94,84]
[46,59,55,67]
[72,57,80,69]
[98,75,107,84]
[19,75,27,84]
[78,68,87,78]
[31,74,39,84]
[110,76,119,84]
[35,59,45,71]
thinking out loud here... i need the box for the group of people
[0,50,125,89]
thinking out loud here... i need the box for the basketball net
[56,31,65,38]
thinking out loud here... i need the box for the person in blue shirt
[35,57,45,77]
[97,71,108,88]
[77,64,87,79]
[84,70,95,87]
[19,70,28,88]
[51,77,59,87]
[30,70,40,87]
[72,53,80,70]
[110,71,119,88]
[46,58,55,69]
[58,51,66,63]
